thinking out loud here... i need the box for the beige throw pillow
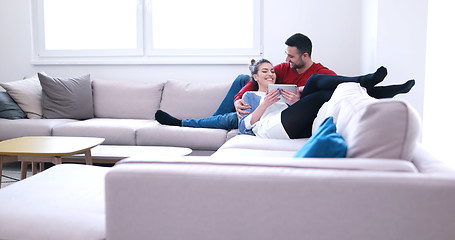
[0,74,45,119]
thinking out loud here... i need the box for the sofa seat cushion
[211,150,417,173]
[219,135,308,152]
[0,164,107,240]
[117,155,418,173]
[314,83,421,161]
[159,80,230,119]
[92,79,164,119]
[136,122,228,151]
[52,118,152,145]
[0,118,78,141]
[212,148,297,158]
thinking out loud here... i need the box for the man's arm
[234,80,256,117]
[234,80,255,101]
[317,68,337,76]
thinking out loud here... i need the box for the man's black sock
[367,79,415,99]
[155,110,182,126]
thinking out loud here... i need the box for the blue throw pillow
[293,116,347,158]
[0,92,27,119]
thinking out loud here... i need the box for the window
[32,0,262,64]
[36,0,142,57]
[423,0,455,168]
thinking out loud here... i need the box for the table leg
[54,156,62,165]
[32,162,38,175]
[85,150,93,165]
[21,162,28,180]
[0,156,3,188]
[39,162,45,173]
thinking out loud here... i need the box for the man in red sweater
[155,33,336,130]
[234,33,336,116]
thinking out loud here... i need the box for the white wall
[0,0,427,118]
[375,0,428,120]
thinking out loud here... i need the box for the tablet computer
[267,84,298,103]
[268,84,297,94]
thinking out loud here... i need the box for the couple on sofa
[156,33,414,139]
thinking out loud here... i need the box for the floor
[1,162,32,188]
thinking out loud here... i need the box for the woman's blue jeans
[182,112,238,130]
[182,74,250,130]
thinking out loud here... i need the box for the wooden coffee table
[0,136,105,186]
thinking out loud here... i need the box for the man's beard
[290,61,304,69]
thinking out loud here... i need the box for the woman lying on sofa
[237,59,415,139]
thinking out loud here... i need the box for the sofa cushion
[39,73,94,120]
[0,92,27,119]
[210,152,418,172]
[52,118,152,145]
[92,79,164,119]
[315,83,421,161]
[0,164,107,240]
[212,148,297,158]
[0,74,44,119]
[159,80,230,119]
[0,118,78,141]
[294,117,347,158]
[219,134,308,152]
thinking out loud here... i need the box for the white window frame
[31,0,263,65]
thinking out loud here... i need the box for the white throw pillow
[320,82,421,161]
[0,74,45,119]
[160,80,230,119]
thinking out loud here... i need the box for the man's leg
[212,74,250,116]
[182,112,238,130]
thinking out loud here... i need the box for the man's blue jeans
[181,74,250,130]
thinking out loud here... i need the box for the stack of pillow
[303,82,421,161]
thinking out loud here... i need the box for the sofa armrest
[412,143,455,174]
[105,158,455,240]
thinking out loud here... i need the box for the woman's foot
[367,79,415,99]
[359,66,388,89]
[155,110,182,126]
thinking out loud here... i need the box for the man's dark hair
[285,33,312,57]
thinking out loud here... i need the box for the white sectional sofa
[1,78,455,240]
[0,75,237,155]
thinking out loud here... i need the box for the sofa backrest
[313,82,421,161]
[92,79,164,119]
[159,80,231,119]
